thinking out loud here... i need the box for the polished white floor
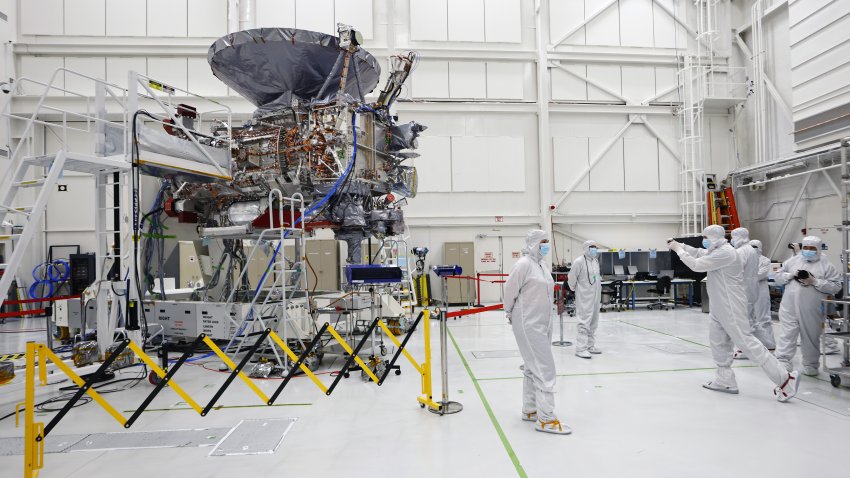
[1,307,849,478]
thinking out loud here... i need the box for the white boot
[588,346,602,355]
[521,411,537,422]
[575,350,591,359]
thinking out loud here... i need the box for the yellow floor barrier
[18,309,437,478]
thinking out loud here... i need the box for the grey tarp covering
[207,28,381,110]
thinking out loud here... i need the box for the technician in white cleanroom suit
[668,225,799,401]
[773,236,842,376]
[504,230,570,435]
[730,228,774,358]
[568,240,603,359]
[748,240,777,350]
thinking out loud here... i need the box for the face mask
[539,243,550,256]
[702,238,712,249]
[589,248,598,258]
[801,250,817,260]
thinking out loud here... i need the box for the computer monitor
[598,251,614,275]
[614,265,625,275]
[630,251,649,273]
[659,269,674,278]
[627,265,638,275]
[612,251,628,275]
[650,251,672,273]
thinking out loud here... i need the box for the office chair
[646,276,672,311]
[601,279,625,312]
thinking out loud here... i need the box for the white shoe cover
[588,346,602,354]
[536,419,572,435]
[702,381,739,394]
[522,412,537,422]
[775,371,800,402]
[575,350,591,359]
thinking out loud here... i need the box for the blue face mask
[702,238,712,249]
[539,243,550,256]
[589,248,598,258]
[801,249,817,260]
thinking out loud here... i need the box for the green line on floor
[477,365,759,381]
[619,320,709,347]
[123,403,312,413]
[447,327,528,478]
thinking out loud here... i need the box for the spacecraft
[141,25,424,265]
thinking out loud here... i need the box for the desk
[623,279,695,309]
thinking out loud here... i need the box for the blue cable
[29,259,70,299]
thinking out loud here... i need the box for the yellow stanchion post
[23,342,43,478]
[417,309,440,410]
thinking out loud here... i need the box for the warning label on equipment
[148,79,175,94]
[512,252,520,258]
[481,252,496,263]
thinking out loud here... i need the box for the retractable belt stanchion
[431,265,463,415]
[552,285,572,347]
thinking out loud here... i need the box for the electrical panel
[69,253,96,295]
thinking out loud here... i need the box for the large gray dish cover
[208,28,381,110]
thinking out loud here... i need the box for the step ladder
[706,185,741,238]
[0,151,130,311]
[383,238,415,321]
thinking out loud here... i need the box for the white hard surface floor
[1,307,849,478]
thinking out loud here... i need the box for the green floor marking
[447,327,527,478]
[619,320,710,347]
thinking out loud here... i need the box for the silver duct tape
[66,428,231,452]
[209,418,297,456]
[0,428,230,456]
[0,434,89,457]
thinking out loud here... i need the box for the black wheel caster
[380,345,388,356]
[343,372,350,379]
[395,369,401,376]
[148,371,162,386]
[830,374,841,388]
[420,403,426,408]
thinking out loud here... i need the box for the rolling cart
[822,303,850,388]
